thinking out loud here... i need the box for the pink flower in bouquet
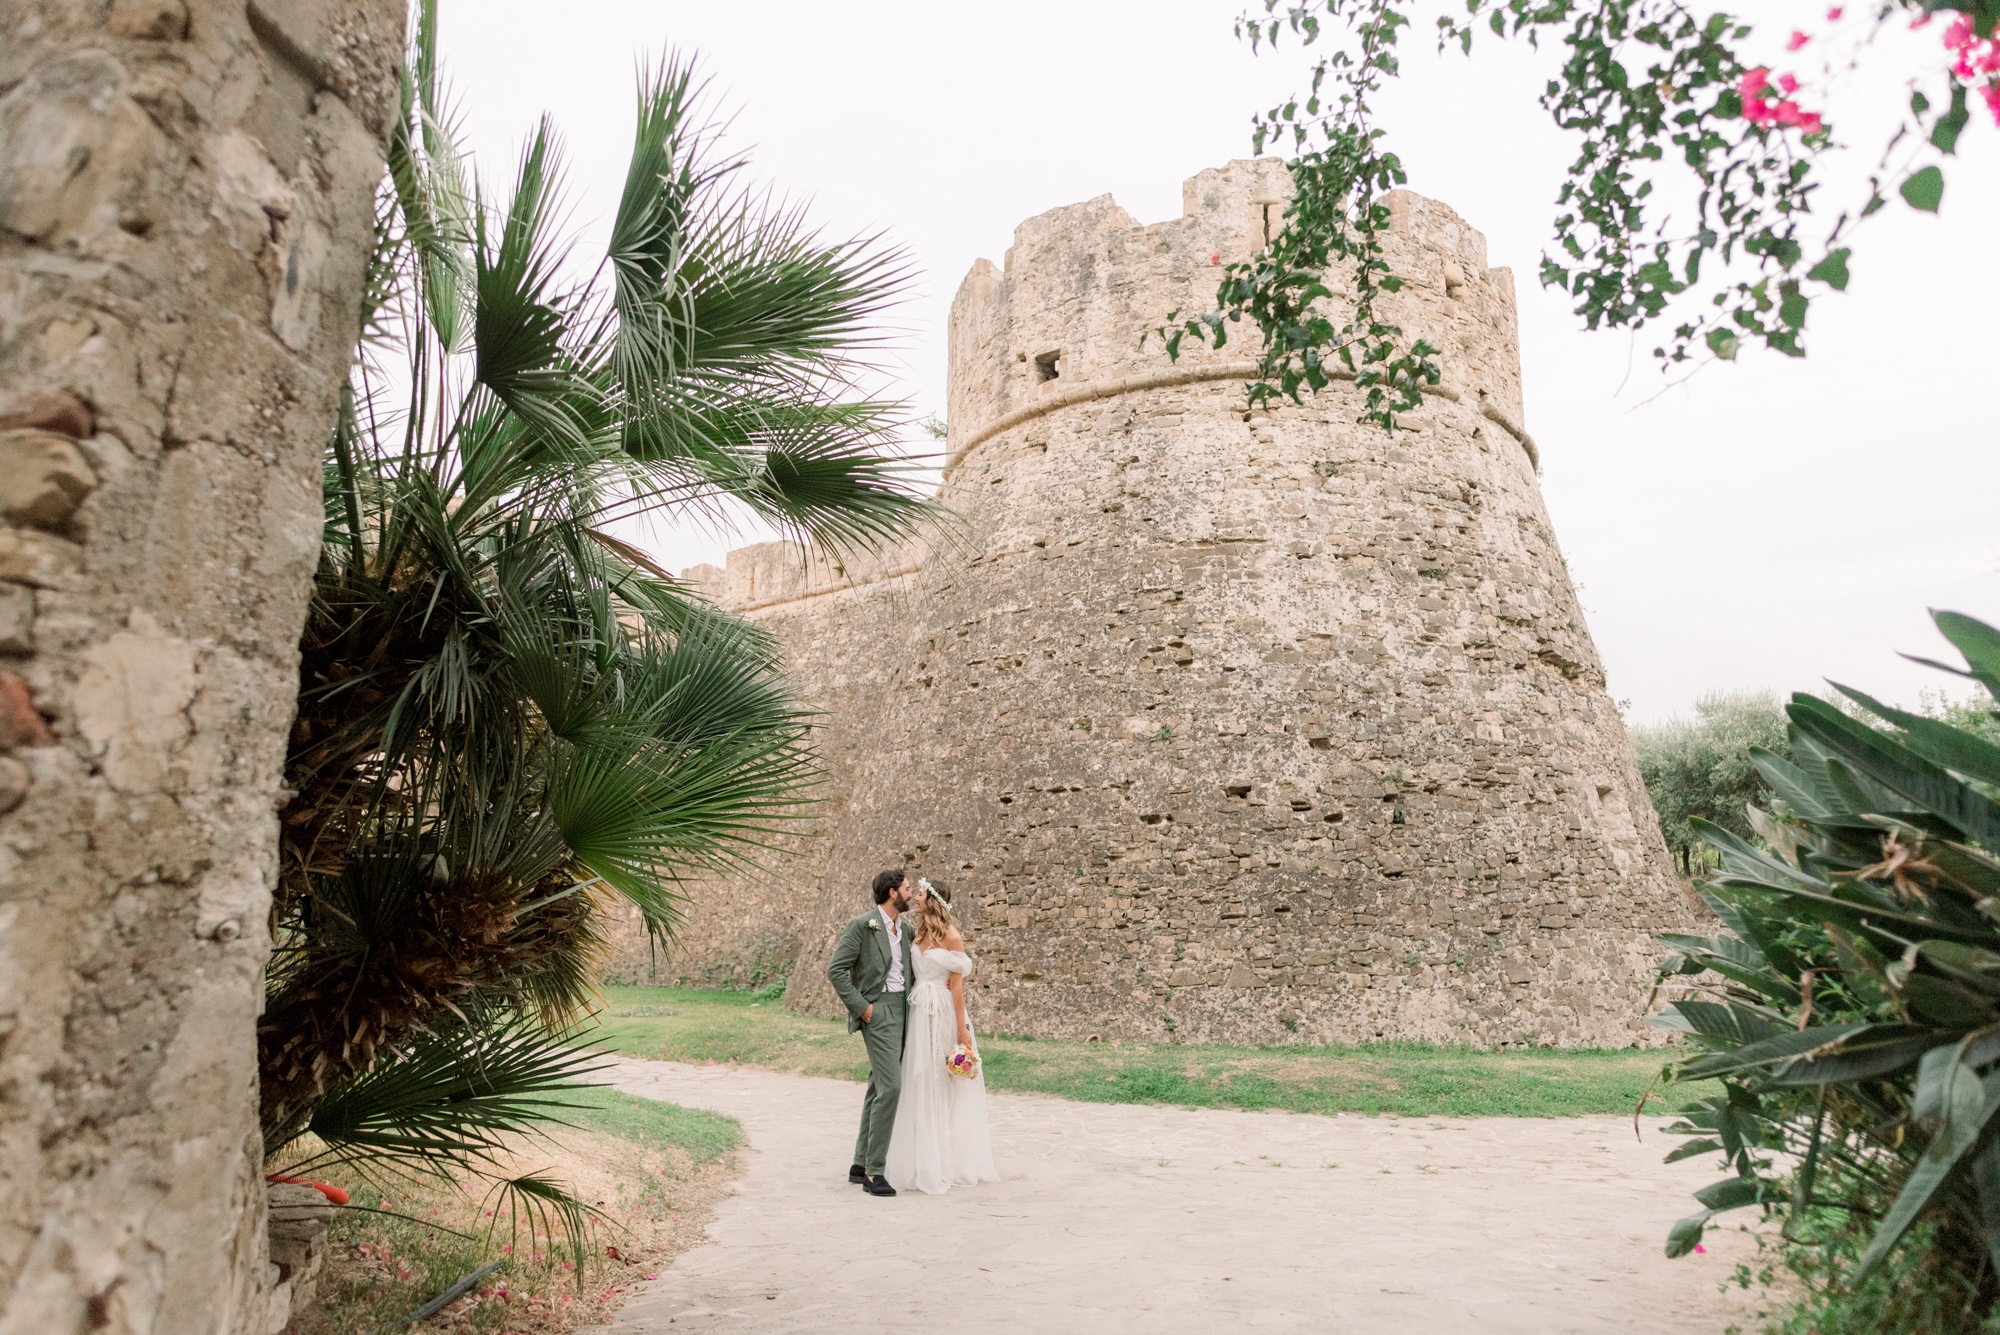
[946,1043,981,1079]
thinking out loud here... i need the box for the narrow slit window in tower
[1034,350,1061,383]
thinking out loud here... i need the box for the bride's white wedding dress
[884,946,999,1194]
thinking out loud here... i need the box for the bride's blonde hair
[914,878,955,948]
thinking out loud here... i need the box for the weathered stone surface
[0,388,93,438]
[0,429,97,528]
[0,757,26,815]
[0,587,27,656]
[621,163,1693,1049]
[261,1183,332,1333]
[0,672,55,749]
[0,4,401,1333]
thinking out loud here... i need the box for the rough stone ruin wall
[617,161,1692,1049]
[0,5,399,1332]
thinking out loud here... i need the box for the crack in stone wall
[607,161,1693,1049]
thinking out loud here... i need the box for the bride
[883,879,999,1194]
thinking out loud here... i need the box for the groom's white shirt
[879,907,905,992]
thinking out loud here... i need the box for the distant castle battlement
[634,162,1691,1048]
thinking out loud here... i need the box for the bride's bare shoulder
[944,927,965,951]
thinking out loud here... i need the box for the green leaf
[1833,683,2000,787]
[1768,1026,1937,1086]
[1788,695,2000,847]
[1664,999,1784,1049]
[1663,1138,1723,1164]
[1904,974,2000,1027]
[1693,817,1825,893]
[1933,611,2000,700]
[1666,1211,1712,1258]
[1778,281,1807,330]
[1900,166,1945,213]
[1933,83,1970,155]
[1658,932,1772,976]
[1806,248,1851,292]
[1694,1174,1775,1211]
[1705,327,1738,360]
[1679,1024,1867,1081]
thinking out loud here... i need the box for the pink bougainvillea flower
[1775,100,1803,125]
[1786,30,1810,50]
[1776,72,1799,94]
[1209,252,1221,266]
[1738,67,1770,97]
[1743,96,1776,123]
[1983,82,2000,125]
[1694,1244,1707,1254]
[1799,111,1825,133]
[1826,5,1842,18]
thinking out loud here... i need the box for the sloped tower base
[632,162,1692,1048]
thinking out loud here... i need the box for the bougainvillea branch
[1152,0,1441,430]
[1181,0,1995,407]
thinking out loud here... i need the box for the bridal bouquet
[946,1043,980,1080]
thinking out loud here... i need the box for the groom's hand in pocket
[861,1004,873,1025]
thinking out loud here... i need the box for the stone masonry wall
[0,4,399,1332]
[618,161,1693,1049]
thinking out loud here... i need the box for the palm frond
[482,1170,606,1279]
[282,1012,609,1169]
[472,119,588,451]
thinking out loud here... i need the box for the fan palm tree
[262,3,931,1192]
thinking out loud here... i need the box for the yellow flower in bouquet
[946,1043,980,1079]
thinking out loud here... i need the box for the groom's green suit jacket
[826,909,915,1033]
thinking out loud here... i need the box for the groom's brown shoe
[848,1164,866,1184]
[863,1175,897,1197]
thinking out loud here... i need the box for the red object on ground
[265,1173,351,1205]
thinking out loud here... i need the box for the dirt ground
[600,1058,1766,1334]
[298,1128,738,1335]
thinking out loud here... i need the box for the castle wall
[623,161,1691,1048]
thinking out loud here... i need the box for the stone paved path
[605,1059,1756,1334]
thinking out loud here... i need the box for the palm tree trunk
[0,4,402,1331]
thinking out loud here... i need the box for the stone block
[0,584,32,654]
[0,428,98,528]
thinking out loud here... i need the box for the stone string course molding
[949,360,1541,471]
[612,161,1691,1048]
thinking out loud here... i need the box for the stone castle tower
[632,160,1691,1047]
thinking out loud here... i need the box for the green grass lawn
[558,1085,743,1162]
[592,986,1716,1119]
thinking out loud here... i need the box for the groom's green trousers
[853,991,906,1175]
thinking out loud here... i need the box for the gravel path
[605,1058,1757,1334]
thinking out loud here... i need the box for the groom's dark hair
[871,869,907,904]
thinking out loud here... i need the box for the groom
[826,868,915,1198]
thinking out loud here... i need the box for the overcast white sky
[438,1,1998,725]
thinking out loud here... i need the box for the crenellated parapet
[946,162,1533,471]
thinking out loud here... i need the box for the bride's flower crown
[917,877,951,917]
